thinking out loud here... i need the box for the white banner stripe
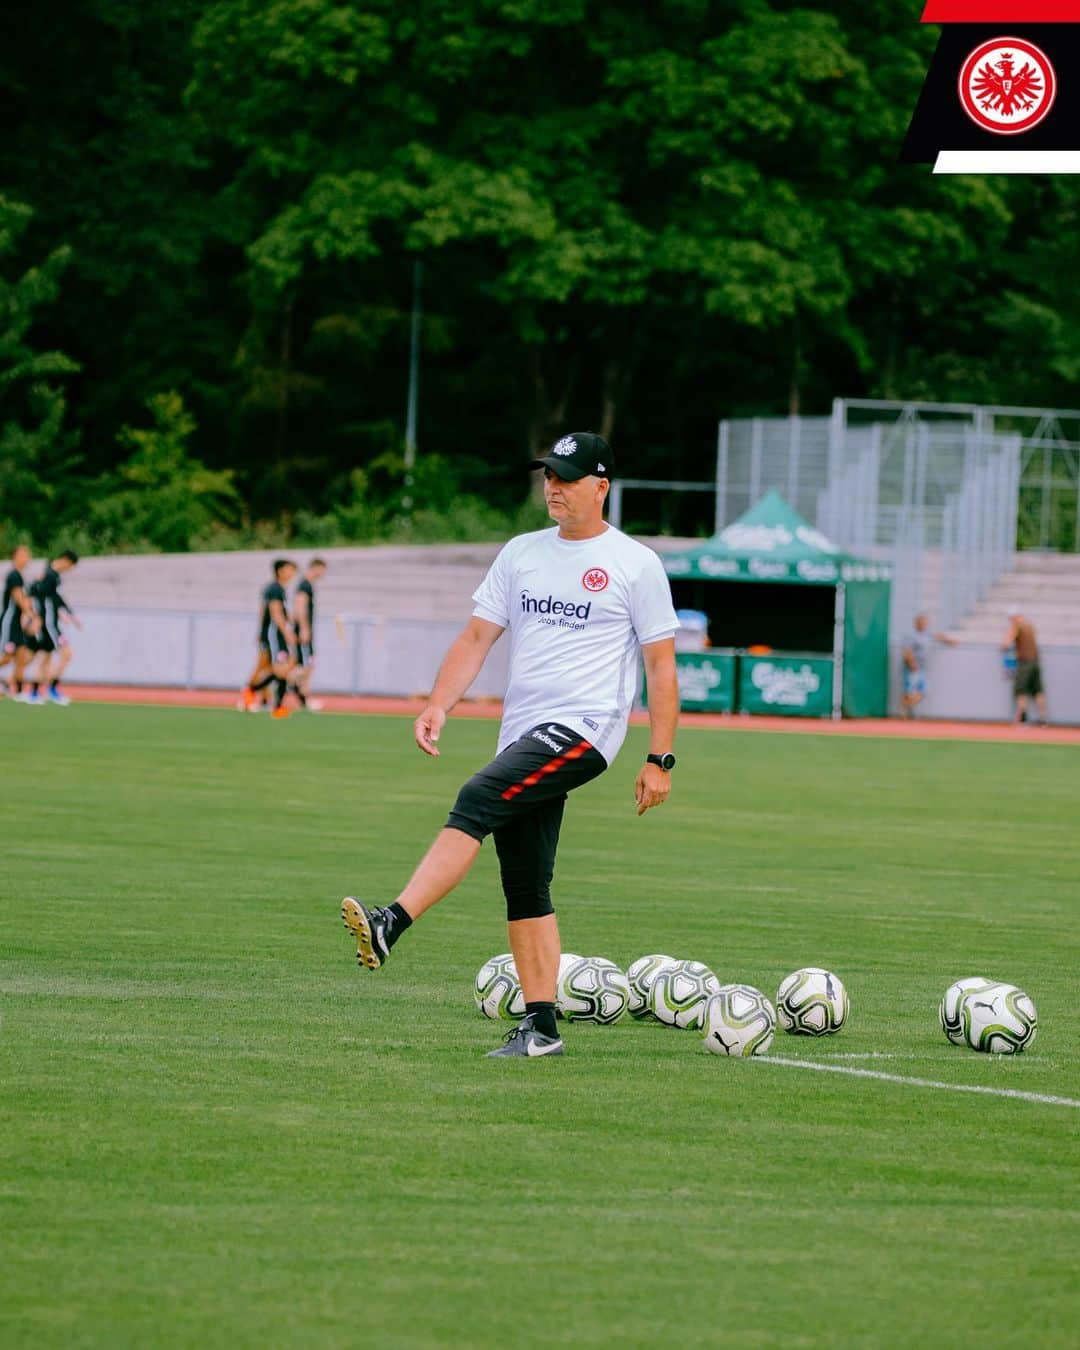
[934,150,1080,174]
[759,1055,1080,1108]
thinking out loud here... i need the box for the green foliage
[291,453,550,547]
[85,392,240,552]
[0,195,80,545]
[2,3,1080,548]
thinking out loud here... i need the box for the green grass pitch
[1,703,1078,1348]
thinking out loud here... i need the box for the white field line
[818,1052,905,1060]
[761,1056,1080,1109]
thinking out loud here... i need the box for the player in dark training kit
[241,559,297,718]
[22,550,81,704]
[341,433,681,1058]
[0,544,40,697]
[290,558,327,710]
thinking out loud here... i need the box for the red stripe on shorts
[500,739,594,801]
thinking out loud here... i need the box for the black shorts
[1014,661,1043,697]
[260,636,294,664]
[446,724,607,918]
[34,628,61,655]
[2,621,25,654]
[295,641,314,667]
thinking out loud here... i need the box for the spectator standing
[1003,610,1047,725]
[900,612,957,718]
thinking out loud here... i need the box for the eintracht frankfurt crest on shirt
[902,4,1079,173]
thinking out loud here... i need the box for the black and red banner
[902,2,1080,169]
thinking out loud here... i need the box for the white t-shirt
[472,524,679,764]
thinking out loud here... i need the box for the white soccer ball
[474,953,525,1021]
[626,954,678,1021]
[702,985,776,1057]
[940,976,999,1046]
[647,960,720,1030]
[557,956,630,1025]
[776,967,849,1036]
[961,982,1037,1054]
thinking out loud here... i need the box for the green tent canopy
[661,491,891,718]
[662,490,890,587]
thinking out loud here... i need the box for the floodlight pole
[403,259,423,511]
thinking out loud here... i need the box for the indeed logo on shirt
[520,591,592,624]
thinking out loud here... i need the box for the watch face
[661,753,676,771]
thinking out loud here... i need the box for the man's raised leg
[342,826,481,969]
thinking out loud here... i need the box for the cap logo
[597,463,605,473]
[552,436,577,457]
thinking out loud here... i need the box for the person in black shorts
[1,543,40,697]
[241,559,297,718]
[22,550,81,705]
[289,557,327,710]
[341,432,681,1058]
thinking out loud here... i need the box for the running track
[44,684,1080,747]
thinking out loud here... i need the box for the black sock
[14,680,22,693]
[381,902,413,949]
[292,686,307,707]
[250,673,276,693]
[49,680,59,693]
[31,683,39,695]
[525,1001,558,1038]
[273,678,287,709]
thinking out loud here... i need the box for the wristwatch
[646,752,677,772]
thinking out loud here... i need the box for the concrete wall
[65,608,509,700]
[53,609,1079,724]
[887,642,1077,723]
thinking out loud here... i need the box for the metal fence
[609,399,1080,638]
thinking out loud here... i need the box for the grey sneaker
[341,897,390,970]
[486,1014,565,1059]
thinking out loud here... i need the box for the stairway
[952,552,1080,646]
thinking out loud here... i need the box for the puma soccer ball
[940,976,999,1046]
[701,985,777,1057]
[474,953,525,1021]
[776,967,849,1036]
[626,954,678,1021]
[961,982,1037,1054]
[647,960,720,1030]
[557,956,630,1025]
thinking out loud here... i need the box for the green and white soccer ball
[647,960,720,1030]
[701,985,776,1057]
[474,953,525,1020]
[940,976,999,1046]
[557,956,630,1024]
[626,954,678,1021]
[961,982,1037,1054]
[776,967,849,1036]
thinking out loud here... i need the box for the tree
[87,392,240,551]
[0,195,80,546]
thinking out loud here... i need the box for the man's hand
[415,704,447,757]
[634,761,671,816]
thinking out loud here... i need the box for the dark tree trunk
[526,345,580,500]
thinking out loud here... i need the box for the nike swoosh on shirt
[526,1039,564,1057]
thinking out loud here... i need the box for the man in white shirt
[342,432,680,1058]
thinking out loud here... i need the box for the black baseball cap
[529,432,614,482]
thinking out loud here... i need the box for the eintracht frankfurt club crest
[958,37,1056,134]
